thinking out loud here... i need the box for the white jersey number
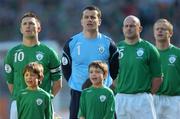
[14,52,24,62]
[77,45,81,56]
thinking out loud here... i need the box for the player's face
[89,67,104,87]
[81,10,101,31]
[154,22,172,42]
[20,17,41,39]
[24,71,39,89]
[123,17,141,40]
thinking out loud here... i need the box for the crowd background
[0,0,179,118]
[0,0,180,45]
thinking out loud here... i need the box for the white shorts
[115,93,156,119]
[10,100,18,119]
[154,95,180,119]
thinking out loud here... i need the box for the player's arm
[110,80,116,92]
[4,50,14,94]
[49,48,62,96]
[61,39,72,82]
[151,77,162,94]
[149,44,163,94]
[82,78,92,89]
[108,40,119,80]
[52,79,62,96]
[7,83,13,94]
[50,68,62,96]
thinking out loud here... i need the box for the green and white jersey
[4,43,61,100]
[78,86,115,119]
[157,44,180,96]
[116,39,161,94]
[17,88,52,119]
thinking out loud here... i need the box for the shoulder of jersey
[117,40,125,46]
[8,44,22,52]
[103,86,114,94]
[172,45,180,54]
[65,33,80,45]
[142,39,153,46]
[39,43,56,52]
[38,88,51,96]
[102,34,112,41]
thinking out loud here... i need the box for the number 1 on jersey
[77,45,80,55]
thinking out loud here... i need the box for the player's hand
[82,78,92,90]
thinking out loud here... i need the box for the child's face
[89,67,104,87]
[24,70,39,89]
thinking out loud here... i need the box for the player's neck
[83,30,98,39]
[92,82,103,88]
[156,40,170,50]
[23,37,39,47]
[125,37,140,45]
[27,86,38,90]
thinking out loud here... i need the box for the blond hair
[154,19,173,33]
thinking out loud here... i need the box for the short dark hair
[82,5,102,18]
[20,11,41,24]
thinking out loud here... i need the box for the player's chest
[86,92,108,104]
[160,52,179,67]
[118,46,149,64]
[70,42,109,61]
[21,94,45,108]
[13,49,48,66]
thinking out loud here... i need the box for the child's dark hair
[23,62,44,85]
[88,61,108,78]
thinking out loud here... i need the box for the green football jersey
[17,88,52,119]
[157,45,180,96]
[116,39,161,94]
[78,86,115,119]
[4,43,61,100]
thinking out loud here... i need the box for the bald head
[123,15,141,26]
[123,15,142,44]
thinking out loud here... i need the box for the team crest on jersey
[99,95,106,102]
[36,98,43,106]
[4,64,12,73]
[36,52,44,61]
[136,48,144,57]
[169,55,176,64]
[98,45,105,54]
[62,56,68,65]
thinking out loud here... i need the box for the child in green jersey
[17,62,53,119]
[78,61,115,119]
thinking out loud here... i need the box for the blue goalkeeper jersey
[61,32,119,91]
